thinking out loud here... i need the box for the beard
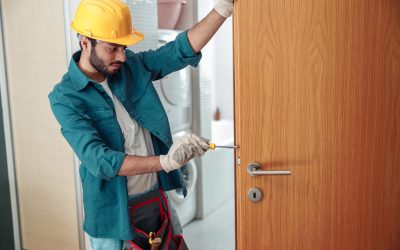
[89,47,122,77]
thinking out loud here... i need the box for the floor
[183,198,235,250]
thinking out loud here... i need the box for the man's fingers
[190,134,210,150]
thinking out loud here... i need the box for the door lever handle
[247,162,291,176]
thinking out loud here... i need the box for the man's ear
[81,37,90,51]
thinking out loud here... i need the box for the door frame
[63,1,87,249]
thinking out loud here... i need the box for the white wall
[213,18,233,120]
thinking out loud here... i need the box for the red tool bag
[128,189,189,250]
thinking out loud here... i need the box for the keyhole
[248,188,262,202]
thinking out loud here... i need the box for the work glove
[160,133,210,173]
[214,0,234,18]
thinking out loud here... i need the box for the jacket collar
[68,51,92,91]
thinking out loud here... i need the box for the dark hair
[77,34,97,50]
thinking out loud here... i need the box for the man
[49,0,233,249]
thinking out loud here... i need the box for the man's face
[89,41,127,77]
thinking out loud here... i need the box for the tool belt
[128,188,189,250]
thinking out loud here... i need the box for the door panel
[234,0,400,249]
[1,0,80,249]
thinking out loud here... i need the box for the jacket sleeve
[48,91,125,180]
[136,30,202,81]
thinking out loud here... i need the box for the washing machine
[154,30,198,226]
[153,29,192,134]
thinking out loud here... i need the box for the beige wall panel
[1,0,79,249]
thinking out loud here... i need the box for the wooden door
[234,0,400,249]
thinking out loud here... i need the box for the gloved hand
[160,133,210,173]
[214,0,234,18]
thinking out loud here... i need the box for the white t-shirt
[99,79,157,196]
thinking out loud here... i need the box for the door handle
[247,162,291,176]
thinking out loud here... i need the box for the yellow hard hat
[71,0,144,46]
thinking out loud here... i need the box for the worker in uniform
[48,0,234,249]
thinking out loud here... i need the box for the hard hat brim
[99,30,145,46]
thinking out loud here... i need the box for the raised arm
[187,0,233,53]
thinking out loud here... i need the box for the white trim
[63,0,72,64]
[63,1,86,249]
[73,155,85,250]
[0,5,21,250]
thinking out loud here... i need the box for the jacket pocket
[85,109,120,147]
[86,109,114,122]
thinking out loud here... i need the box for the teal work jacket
[48,31,201,239]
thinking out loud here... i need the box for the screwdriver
[209,143,239,150]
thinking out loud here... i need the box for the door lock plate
[248,187,262,202]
